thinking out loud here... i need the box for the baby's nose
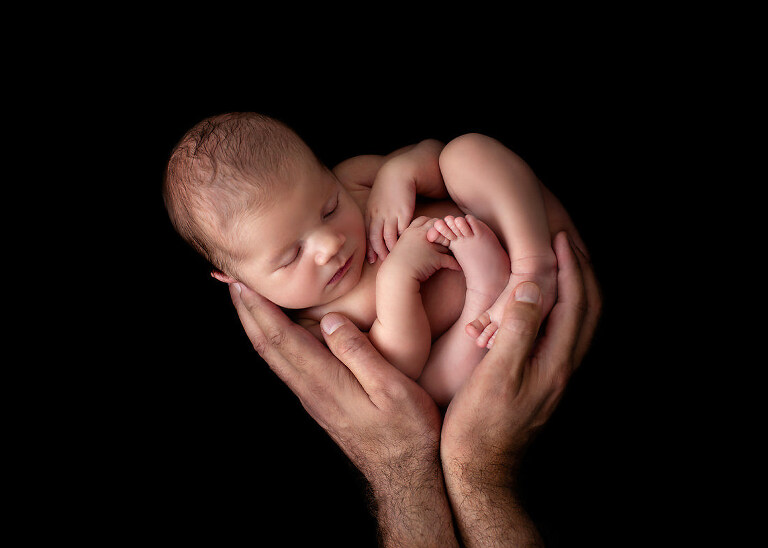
[314,232,346,265]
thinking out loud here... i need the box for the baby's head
[163,112,366,309]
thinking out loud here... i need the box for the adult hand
[440,231,602,547]
[229,284,459,547]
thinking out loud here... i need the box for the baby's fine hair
[163,112,313,276]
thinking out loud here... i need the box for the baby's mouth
[327,254,353,286]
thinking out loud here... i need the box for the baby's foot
[427,215,511,328]
[466,255,558,348]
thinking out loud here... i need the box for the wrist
[377,255,421,290]
[443,452,518,500]
[366,435,441,495]
[443,459,542,547]
[377,154,418,188]
[368,451,459,548]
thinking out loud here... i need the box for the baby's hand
[365,171,416,263]
[383,217,461,282]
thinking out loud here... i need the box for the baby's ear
[211,269,238,284]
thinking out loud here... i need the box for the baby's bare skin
[419,214,511,405]
[428,214,510,325]
[297,199,469,341]
[171,113,554,405]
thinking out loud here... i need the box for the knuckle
[334,332,369,359]
[371,381,411,411]
[383,381,410,403]
[549,368,571,396]
[306,376,331,400]
[252,336,269,357]
[574,292,589,318]
[265,325,287,349]
[503,315,538,339]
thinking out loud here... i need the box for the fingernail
[515,282,540,303]
[232,283,241,294]
[321,314,345,335]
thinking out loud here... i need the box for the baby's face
[231,160,366,309]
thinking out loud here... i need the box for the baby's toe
[454,216,473,237]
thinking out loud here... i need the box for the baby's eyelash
[282,247,300,268]
[324,194,339,218]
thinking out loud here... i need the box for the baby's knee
[439,133,500,176]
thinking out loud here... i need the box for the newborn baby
[163,113,556,405]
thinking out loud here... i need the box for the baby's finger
[368,218,388,261]
[397,214,411,236]
[383,219,399,253]
[409,216,432,229]
[441,253,462,272]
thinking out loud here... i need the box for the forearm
[375,139,448,199]
[370,452,460,548]
[369,274,431,378]
[443,461,542,547]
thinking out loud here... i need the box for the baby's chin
[271,291,334,312]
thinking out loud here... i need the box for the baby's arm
[363,140,449,262]
[368,217,460,379]
[333,140,446,195]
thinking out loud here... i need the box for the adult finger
[477,282,543,393]
[571,237,602,367]
[540,183,590,260]
[229,283,265,350]
[537,232,586,375]
[232,283,339,388]
[320,312,405,406]
[229,283,303,389]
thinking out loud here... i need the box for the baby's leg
[436,133,558,347]
[418,215,509,406]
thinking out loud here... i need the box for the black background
[95,53,697,546]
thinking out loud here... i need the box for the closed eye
[324,193,339,219]
[281,247,301,268]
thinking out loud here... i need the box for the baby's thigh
[438,134,540,247]
[439,134,513,208]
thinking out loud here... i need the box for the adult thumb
[490,282,543,365]
[320,313,394,390]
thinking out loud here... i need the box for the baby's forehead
[233,170,334,252]
[247,165,325,216]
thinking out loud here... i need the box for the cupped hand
[229,284,443,487]
[441,230,602,483]
[229,286,460,545]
